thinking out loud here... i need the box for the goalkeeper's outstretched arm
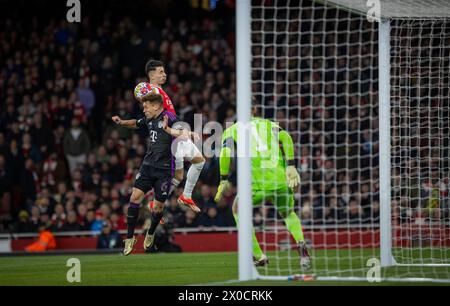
[278,129,300,189]
[214,131,234,203]
[279,129,295,163]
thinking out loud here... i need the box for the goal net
[241,0,450,282]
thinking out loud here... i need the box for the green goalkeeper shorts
[252,185,294,214]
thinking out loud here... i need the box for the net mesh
[249,0,450,281]
[390,19,450,268]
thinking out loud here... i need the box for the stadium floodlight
[236,0,450,283]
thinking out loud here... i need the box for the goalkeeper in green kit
[214,105,311,270]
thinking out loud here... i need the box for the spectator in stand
[63,118,91,175]
[82,210,96,231]
[0,154,11,202]
[196,185,216,215]
[61,211,82,232]
[29,113,55,160]
[20,159,40,211]
[42,153,67,189]
[165,196,184,228]
[21,133,41,164]
[75,78,96,117]
[97,222,122,249]
[347,198,363,224]
[91,211,107,232]
[215,197,235,227]
[179,209,199,228]
[76,203,88,226]
[199,207,224,228]
[51,203,66,231]
[110,212,126,231]
[15,210,35,233]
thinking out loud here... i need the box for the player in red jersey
[143,64,176,115]
[142,60,205,213]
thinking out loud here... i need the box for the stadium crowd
[1,0,447,237]
[0,1,236,234]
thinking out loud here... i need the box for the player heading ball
[112,93,200,256]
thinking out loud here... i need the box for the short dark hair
[145,59,164,75]
[142,93,163,105]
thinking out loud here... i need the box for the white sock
[169,178,181,195]
[183,161,205,199]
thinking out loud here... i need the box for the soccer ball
[134,82,156,101]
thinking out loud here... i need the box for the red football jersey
[150,85,176,115]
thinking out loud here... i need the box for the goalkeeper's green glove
[214,180,231,203]
[286,165,300,189]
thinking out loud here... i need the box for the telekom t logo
[150,131,158,143]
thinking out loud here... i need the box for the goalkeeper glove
[214,180,231,203]
[286,165,300,189]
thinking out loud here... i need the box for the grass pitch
[0,250,449,286]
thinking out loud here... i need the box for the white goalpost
[236,0,255,281]
[378,18,393,269]
[236,0,450,282]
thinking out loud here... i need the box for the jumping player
[112,94,198,255]
[141,60,205,210]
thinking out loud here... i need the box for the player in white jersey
[142,60,205,211]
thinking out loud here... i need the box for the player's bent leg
[190,155,205,164]
[162,171,182,220]
[174,169,184,185]
[281,209,311,270]
[178,146,204,210]
[144,200,164,251]
[169,169,183,195]
[177,153,203,212]
[170,140,186,196]
[148,200,166,225]
[298,240,311,271]
[276,187,311,270]
[233,195,268,267]
[145,175,171,251]
[130,187,146,203]
[124,187,145,256]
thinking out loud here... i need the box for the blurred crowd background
[1,0,448,239]
[0,0,236,236]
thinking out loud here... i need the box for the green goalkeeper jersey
[220,117,295,191]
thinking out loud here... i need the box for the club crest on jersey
[158,121,163,129]
[148,122,152,128]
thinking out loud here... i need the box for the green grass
[0,250,449,286]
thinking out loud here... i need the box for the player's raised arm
[160,113,201,142]
[111,116,144,129]
[161,115,190,139]
[277,126,300,189]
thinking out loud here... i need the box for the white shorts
[174,139,201,170]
